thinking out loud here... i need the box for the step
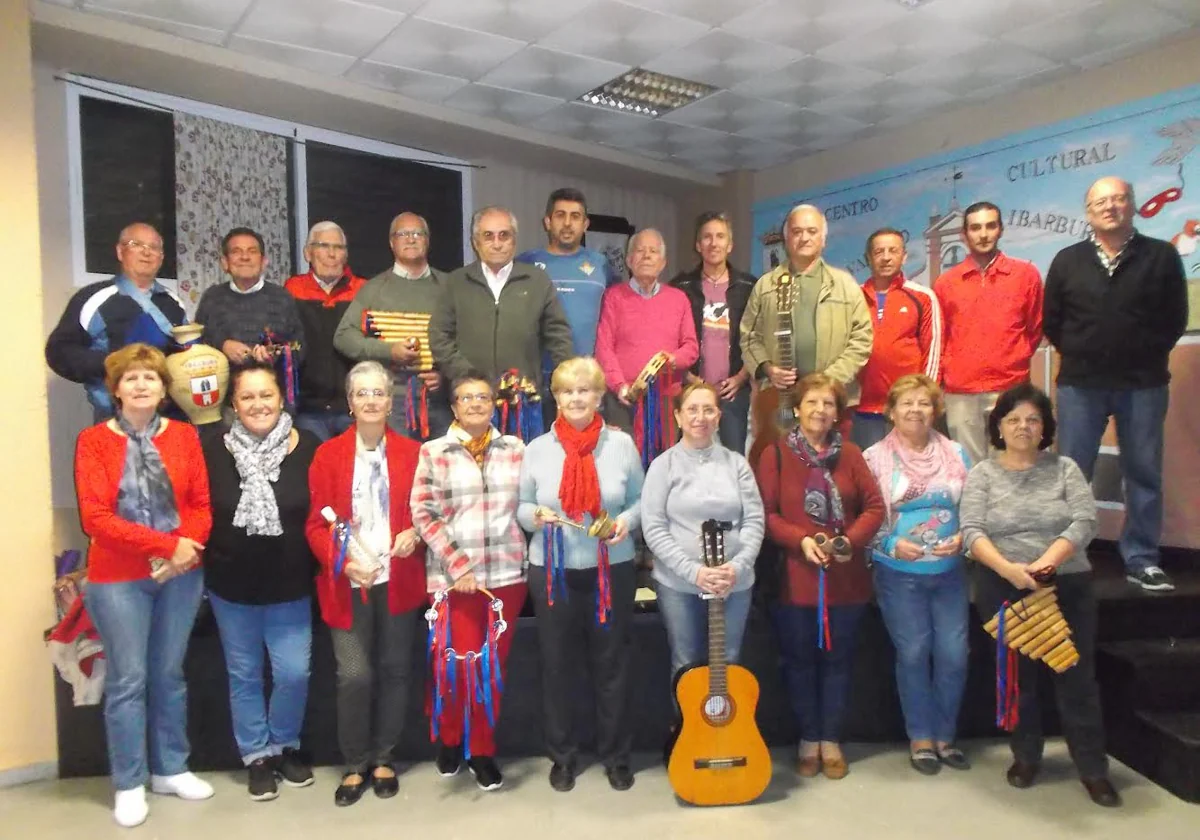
[1097,638,1200,713]
[1117,710,1200,803]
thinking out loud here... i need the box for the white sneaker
[150,772,214,800]
[114,786,149,827]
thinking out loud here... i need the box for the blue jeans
[718,383,751,455]
[1055,384,1168,573]
[772,603,866,742]
[84,569,204,791]
[851,412,891,451]
[208,593,313,764]
[294,406,354,442]
[655,585,752,676]
[873,564,969,743]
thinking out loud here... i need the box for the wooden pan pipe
[361,310,434,371]
[983,586,1079,673]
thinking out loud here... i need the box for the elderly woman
[74,343,213,828]
[517,357,644,793]
[412,369,527,792]
[201,361,320,801]
[641,382,764,678]
[305,360,425,807]
[960,383,1119,808]
[863,374,971,775]
[756,373,883,781]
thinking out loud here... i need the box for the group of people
[52,175,1186,827]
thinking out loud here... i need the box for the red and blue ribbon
[995,601,1020,731]
[817,566,832,650]
[543,524,568,607]
[405,374,429,439]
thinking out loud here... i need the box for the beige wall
[0,0,58,776]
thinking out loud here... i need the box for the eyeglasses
[353,388,388,400]
[479,230,513,243]
[122,239,164,255]
[391,230,428,240]
[1087,194,1130,210]
[310,242,347,253]
[457,393,493,404]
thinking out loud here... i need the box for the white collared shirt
[481,261,514,302]
[229,277,265,295]
[392,262,431,281]
[629,277,661,299]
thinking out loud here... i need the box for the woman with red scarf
[517,357,644,793]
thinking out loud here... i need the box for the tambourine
[814,532,852,563]
[627,351,670,401]
[424,587,508,661]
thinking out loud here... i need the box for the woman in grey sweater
[960,384,1119,808]
[641,382,765,677]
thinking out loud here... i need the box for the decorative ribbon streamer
[328,519,370,604]
[995,601,1020,731]
[596,541,612,627]
[817,566,832,651]
[520,396,544,442]
[543,524,568,607]
[405,374,430,439]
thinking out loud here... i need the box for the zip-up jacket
[858,274,942,414]
[670,261,756,378]
[284,269,366,411]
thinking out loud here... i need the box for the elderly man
[853,227,942,449]
[334,212,449,440]
[46,221,187,418]
[429,206,573,413]
[594,228,698,434]
[933,202,1042,465]
[194,227,304,370]
[284,221,366,441]
[1045,176,1188,593]
[740,204,873,449]
[669,211,756,453]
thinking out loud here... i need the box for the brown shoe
[1081,777,1121,807]
[821,755,849,780]
[795,755,821,777]
[1005,760,1039,789]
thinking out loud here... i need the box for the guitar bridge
[693,757,748,770]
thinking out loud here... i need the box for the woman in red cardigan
[756,373,884,781]
[306,361,426,807]
[75,344,213,828]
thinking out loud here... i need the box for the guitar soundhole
[703,694,735,726]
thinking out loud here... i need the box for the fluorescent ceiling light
[579,68,717,118]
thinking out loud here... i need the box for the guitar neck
[707,596,727,695]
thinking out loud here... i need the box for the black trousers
[329,586,422,773]
[975,568,1108,778]
[528,560,637,769]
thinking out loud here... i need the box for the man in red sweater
[853,228,942,449]
[594,229,699,437]
[933,202,1043,464]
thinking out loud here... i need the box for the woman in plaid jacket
[411,369,527,792]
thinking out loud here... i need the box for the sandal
[909,748,941,776]
[936,745,971,771]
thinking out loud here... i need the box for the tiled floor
[2,740,1195,839]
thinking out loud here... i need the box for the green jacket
[429,260,574,389]
[739,258,873,405]
[332,266,445,368]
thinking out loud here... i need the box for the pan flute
[361,310,434,371]
[983,586,1079,673]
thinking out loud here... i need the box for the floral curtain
[173,112,290,317]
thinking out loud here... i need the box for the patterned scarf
[555,414,603,521]
[115,413,180,533]
[786,426,845,531]
[224,413,293,536]
[454,422,493,468]
[869,428,968,529]
[353,434,391,560]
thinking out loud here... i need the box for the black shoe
[1127,566,1175,592]
[436,743,462,778]
[467,756,503,791]
[334,771,369,807]
[936,744,971,771]
[1006,760,1039,789]
[247,757,279,801]
[605,764,635,791]
[1082,776,1122,807]
[371,764,399,799]
[276,748,314,788]
[549,762,576,792]
[909,748,941,776]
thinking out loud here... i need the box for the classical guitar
[667,519,772,806]
[748,272,796,469]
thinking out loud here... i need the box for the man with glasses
[1045,176,1188,592]
[429,206,573,425]
[334,212,450,440]
[285,221,366,440]
[194,227,304,368]
[46,221,187,419]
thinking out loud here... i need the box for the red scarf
[555,415,602,521]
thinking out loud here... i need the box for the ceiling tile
[478,46,628,99]
[79,7,227,44]
[733,56,884,108]
[227,34,358,76]
[352,0,426,12]
[643,30,803,89]
[662,91,802,134]
[412,0,597,41]
[82,0,253,30]
[537,0,710,66]
[723,0,908,54]
[919,0,1101,35]
[236,0,406,57]
[441,83,564,123]
[526,101,655,141]
[344,61,469,103]
[893,46,1061,97]
[1147,0,1200,23]
[619,0,769,26]
[808,79,955,126]
[366,17,525,80]
[816,14,990,76]
[1003,0,1191,65]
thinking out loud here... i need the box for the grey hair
[784,203,828,237]
[470,206,519,240]
[306,220,346,247]
[1084,177,1135,209]
[389,212,429,238]
[626,228,666,260]
[345,360,392,398]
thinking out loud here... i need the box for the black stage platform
[54,545,1200,800]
